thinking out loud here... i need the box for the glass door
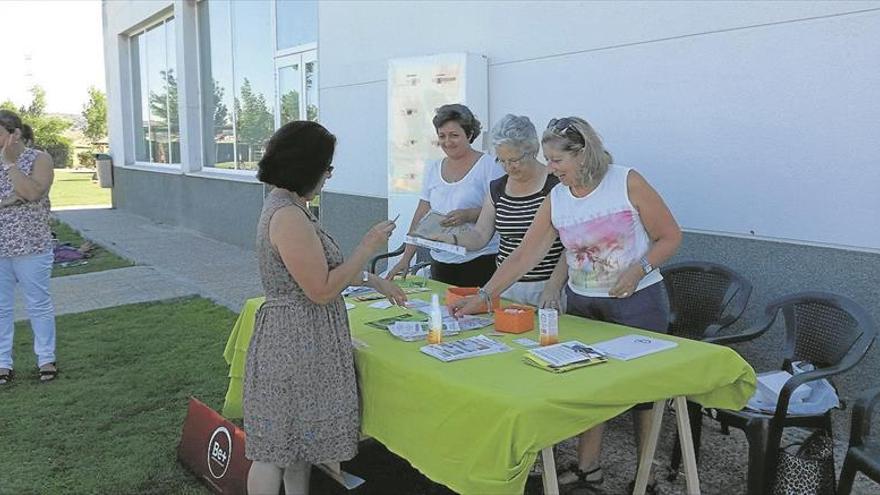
[275,50,318,128]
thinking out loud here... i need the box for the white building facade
[102,1,880,379]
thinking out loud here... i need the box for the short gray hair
[542,116,612,187]
[489,114,539,158]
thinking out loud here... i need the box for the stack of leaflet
[524,341,608,373]
[421,335,511,362]
[388,321,461,342]
[591,334,677,361]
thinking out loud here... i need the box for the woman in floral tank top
[0,110,58,385]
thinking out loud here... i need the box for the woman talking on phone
[0,110,58,385]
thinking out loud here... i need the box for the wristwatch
[639,256,654,275]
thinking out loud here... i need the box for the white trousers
[0,251,57,369]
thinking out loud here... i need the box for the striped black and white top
[490,174,565,282]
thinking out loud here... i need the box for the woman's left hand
[538,286,564,310]
[609,264,644,298]
[370,277,408,306]
[441,209,470,227]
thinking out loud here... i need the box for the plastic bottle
[428,294,443,344]
[539,308,559,346]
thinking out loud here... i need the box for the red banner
[178,397,251,494]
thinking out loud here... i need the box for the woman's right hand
[360,220,396,252]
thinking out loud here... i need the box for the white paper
[387,321,461,342]
[404,235,466,255]
[513,338,540,348]
[420,335,511,362]
[342,286,374,297]
[369,300,394,309]
[592,334,677,361]
[317,463,366,490]
[345,303,356,311]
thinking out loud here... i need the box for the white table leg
[633,400,665,494]
[541,446,559,495]
[673,396,701,494]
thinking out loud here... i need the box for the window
[130,17,179,165]
[198,1,275,171]
[276,0,317,51]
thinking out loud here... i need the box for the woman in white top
[386,104,503,286]
[452,117,681,493]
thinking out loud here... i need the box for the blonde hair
[541,117,612,188]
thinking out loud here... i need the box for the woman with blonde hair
[453,116,681,492]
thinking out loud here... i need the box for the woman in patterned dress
[244,121,406,495]
[0,110,58,385]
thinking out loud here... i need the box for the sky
[1,0,105,115]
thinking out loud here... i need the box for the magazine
[591,334,677,361]
[365,313,427,330]
[524,341,607,373]
[404,211,468,255]
[420,335,512,362]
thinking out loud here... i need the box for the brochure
[365,313,427,330]
[524,341,607,373]
[592,334,677,361]
[388,321,462,342]
[353,286,432,302]
[420,335,512,362]
[404,211,468,255]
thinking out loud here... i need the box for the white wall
[319,1,880,250]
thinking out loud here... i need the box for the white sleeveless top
[550,165,663,298]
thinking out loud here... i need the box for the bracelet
[451,233,458,245]
[478,287,493,312]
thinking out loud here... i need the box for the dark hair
[20,124,34,146]
[432,104,481,143]
[257,121,336,196]
[0,110,23,135]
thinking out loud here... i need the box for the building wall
[318,0,880,416]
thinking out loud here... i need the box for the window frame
[127,14,181,170]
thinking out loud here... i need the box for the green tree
[81,86,108,145]
[23,85,47,117]
[234,78,273,166]
[280,90,299,125]
[211,80,230,136]
[0,100,17,112]
[13,86,74,167]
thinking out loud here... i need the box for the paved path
[13,208,261,321]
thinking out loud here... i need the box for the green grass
[51,219,134,278]
[0,297,236,495]
[50,169,111,209]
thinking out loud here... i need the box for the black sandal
[558,465,604,487]
[0,368,13,385]
[38,363,58,383]
[628,479,661,494]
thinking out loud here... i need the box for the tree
[280,90,300,125]
[23,85,47,118]
[81,86,108,145]
[0,100,16,112]
[211,80,230,136]
[13,86,74,167]
[234,78,273,165]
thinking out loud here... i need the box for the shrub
[77,151,96,168]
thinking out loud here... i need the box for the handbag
[771,428,837,495]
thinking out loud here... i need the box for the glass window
[275,0,317,50]
[278,62,301,126]
[130,17,179,165]
[198,1,274,171]
[305,60,318,122]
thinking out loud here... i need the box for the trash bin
[95,153,113,188]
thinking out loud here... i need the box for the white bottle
[428,294,443,344]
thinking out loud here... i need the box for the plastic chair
[369,244,431,276]
[663,262,753,478]
[838,386,880,494]
[704,292,876,494]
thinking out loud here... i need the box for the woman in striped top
[429,114,567,309]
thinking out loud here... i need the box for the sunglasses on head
[547,118,584,145]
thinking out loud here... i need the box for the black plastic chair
[663,262,753,478]
[839,386,880,494]
[369,244,431,276]
[703,292,876,494]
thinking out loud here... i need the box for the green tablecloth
[223,280,755,494]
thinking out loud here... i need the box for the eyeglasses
[495,152,528,167]
[326,165,334,175]
[547,118,585,146]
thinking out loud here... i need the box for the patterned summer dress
[243,188,359,465]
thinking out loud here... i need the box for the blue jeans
[0,251,57,369]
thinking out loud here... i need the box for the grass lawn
[50,169,111,209]
[51,219,134,278]
[0,297,236,494]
